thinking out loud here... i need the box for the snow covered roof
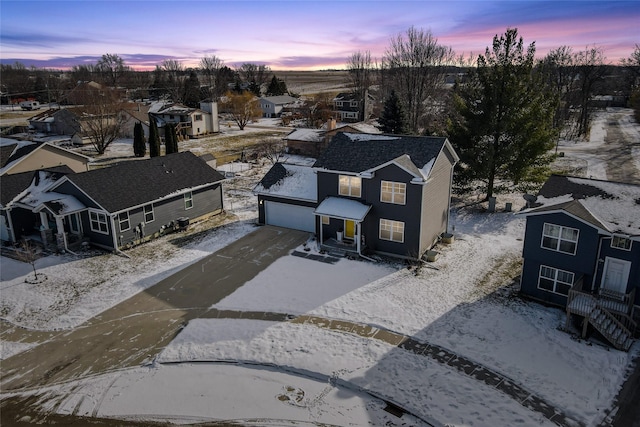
[11,169,84,215]
[524,175,640,236]
[314,197,371,221]
[253,163,317,202]
[260,95,298,105]
[313,132,452,178]
[284,128,325,142]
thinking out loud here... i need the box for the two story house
[519,175,639,351]
[333,92,373,122]
[149,101,219,139]
[259,95,299,118]
[255,132,459,260]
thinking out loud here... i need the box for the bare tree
[200,54,224,100]
[252,137,286,164]
[96,53,130,87]
[539,46,580,138]
[347,51,376,120]
[162,59,185,102]
[220,90,261,130]
[382,27,455,134]
[80,87,126,154]
[238,63,271,96]
[17,239,42,282]
[574,46,606,136]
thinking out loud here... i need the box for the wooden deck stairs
[588,307,635,351]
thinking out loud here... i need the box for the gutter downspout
[6,208,17,243]
[356,221,376,262]
[591,235,606,292]
[110,214,130,259]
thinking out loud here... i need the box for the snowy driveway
[0,226,308,391]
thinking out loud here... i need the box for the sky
[0,0,638,71]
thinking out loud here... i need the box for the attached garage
[265,201,315,232]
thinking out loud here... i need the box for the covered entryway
[264,201,315,232]
[314,197,371,256]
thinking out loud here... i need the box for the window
[538,265,574,296]
[344,112,357,119]
[322,216,330,225]
[193,114,202,121]
[381,181,406,205]
[335,101,343,107]
[339,175,361,198]
[89,210,108,234]
[541,223,578,255]
[350,101,358,107]
[144,204,155,223]
[379,219,404,243]
[118,212,130,232]
[611,236,632,250]
[184,192,193,209]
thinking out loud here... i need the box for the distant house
[119,103,151,139]
[28,108,81,136]
[333,92,374,122]
[259,95,298,118]
[283,119,381,157]
[519,175,639,351]
[149,101,219,139]
[0,141,91,176]
[255,132,459,260]
[1,152,225,252]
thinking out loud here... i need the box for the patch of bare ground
[273,70,350,96]
[467,253,523,302]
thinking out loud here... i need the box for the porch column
[318,216,323,251]
[356,222,361,253]
[55,216,67,251]
[39,211,54,247]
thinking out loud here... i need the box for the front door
[601,257,631,295]
[344,220,355,240]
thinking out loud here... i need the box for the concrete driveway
[0,226,308,391]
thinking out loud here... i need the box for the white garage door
[265,201,315,232]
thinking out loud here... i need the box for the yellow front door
[344,220,355,239]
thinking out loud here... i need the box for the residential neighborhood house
[0,140,92,176]
[149,101,220,139]
[255,132,459,260]
[332,92,374,122]
[259,95,299,118]
[283,120,381,157]
[519,174,640,351]
[1,152,225,252]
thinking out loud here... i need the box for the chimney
[327,118,336,131]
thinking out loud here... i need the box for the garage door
[265,201,315,232]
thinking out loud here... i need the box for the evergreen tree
[148,115,161,158]
[165,123,178,154]
[133,121,146,157]
[377,90,407,134]
[449,28,558,200]
[183,70,201,108]
[265,75,288,96]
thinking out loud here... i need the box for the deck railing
[567,276,635,317]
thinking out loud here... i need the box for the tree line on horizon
[1,27,639,200]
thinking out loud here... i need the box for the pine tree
[377,90,407,134]
[165,123,178,154]
[266,75,288,96]
[148,115,161,158]
[449,28,558,199]
[133,121,146,157]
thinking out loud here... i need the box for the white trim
[338,175,361,198]
[144,204,155,223]
[379,218,405,243]
[184,191,194,210]
[537,264,574,296]
[541,222,579,255]
[611,235,632,251]
[1,142,92,175]
[118,211,130,232]
[380,181,406,205]
[600,257,632,295]
[89,209,109,235]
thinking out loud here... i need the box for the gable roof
[253,163,317,202]
[525,175,640,236]
[59,151,225,213]
[260,95,298,105]
[313,132,451,178]
[1,166,75,207]
[0,141,92,175]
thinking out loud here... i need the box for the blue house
[519,175,640,351]
[255,132,459,260]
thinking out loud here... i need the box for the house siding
[595,237,640,306]
[419,147,456,255]
[257,194,316,225]
[5,146,89,175]
[520,212,600,306]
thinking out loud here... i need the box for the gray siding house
[519,175,640,351]
[255,132,459,260]
[259,95,298,118]
[2,152,225,252]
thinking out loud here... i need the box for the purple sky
[1,1,637,70]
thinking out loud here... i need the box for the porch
[319,236,367,257]
[566,276,637,351]
[314,197,371,258]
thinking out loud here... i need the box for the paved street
[0,226,308,391]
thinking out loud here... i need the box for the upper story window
[339,175,361,198]
[184,191,193,210]
[541,223,578,255]
[89,210,108,234]
[350,101,358,107]
[144,204,155,223]
[193,114,202,121]
[118,212,130,232]
[381,181,406,205]
[611,236,632,250]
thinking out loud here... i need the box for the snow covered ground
[1,109,639,426]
